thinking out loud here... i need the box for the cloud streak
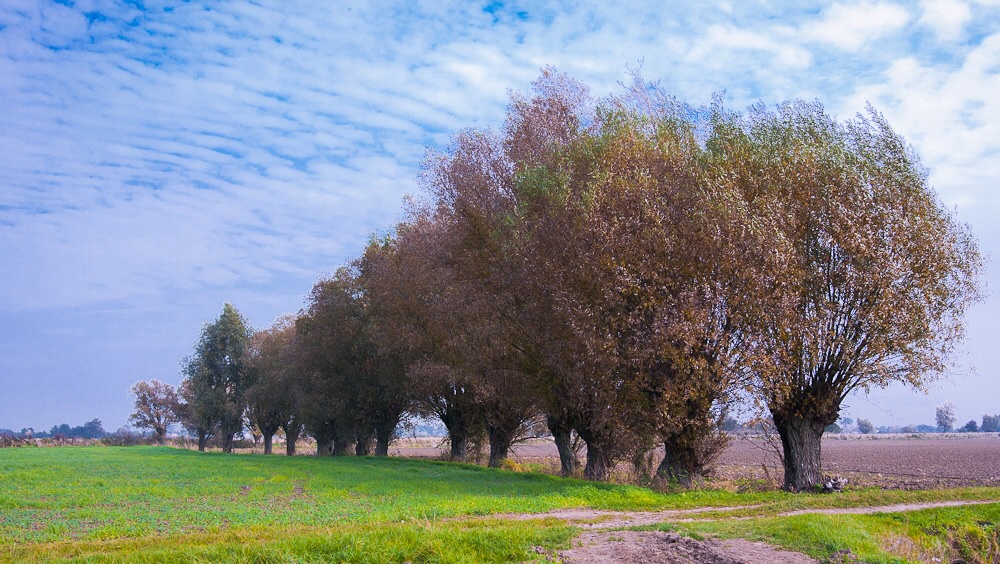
[0,0,998,429]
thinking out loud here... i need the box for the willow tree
[360,213,540,466]
[423,69,742,481]
[243,315,302,455]
[709,101,983,491]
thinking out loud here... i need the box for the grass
[2,446,1000,562]
[656,503,1000,563]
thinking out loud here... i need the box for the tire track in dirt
[521,500,999,563]
[495,498,1000,530]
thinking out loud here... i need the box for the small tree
[960,419,978,433]
[982,414,1000,433]
[936,401,957,432]
[128,380,180,444]
[857,418,874,434]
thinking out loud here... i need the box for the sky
[1,0,998,433]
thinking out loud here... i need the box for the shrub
[857,419,874,434]
[101,428,147,446]
[982,414,1000,433]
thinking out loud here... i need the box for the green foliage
[181,303,252,451]
[981,414,1000,433]
[857,418,875,434]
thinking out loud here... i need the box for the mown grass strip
[652,503,1000,563]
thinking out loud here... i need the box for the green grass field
[2,447,999,562]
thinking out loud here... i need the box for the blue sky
[1,0,998,432]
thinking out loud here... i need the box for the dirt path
[517,499,999,563]
[510,498,999,530]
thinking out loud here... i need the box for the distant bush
[825,423,842,434]
[960,420,979,433]
[101,428,147,446]
[857,419,874,434]
[0,433,32,448]
[982,414,1000,433]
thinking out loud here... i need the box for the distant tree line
[131,70,982,492]
[0,418,106,440]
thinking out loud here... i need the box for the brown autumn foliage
[359,209,540,467]
[243,315,303,455]
[420,70,746,481]
[128,379,181,445]
[172,69,981,492]
[706,100,984,491]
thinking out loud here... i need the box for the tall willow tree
[708,101,984,491]
[424,70,743,481]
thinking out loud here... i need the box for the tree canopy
[172,69,982,491]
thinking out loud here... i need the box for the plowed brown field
[392,433,1000,489]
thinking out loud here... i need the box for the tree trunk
[773,412,827,492]
[355,434,374,456]
[374,422,395,457]
[221,433,235,453]
[583,442,612,482]
[263,433,273,455]
[333,437,355,456]
[547,414,579,477]
[374,436,391,457]
[197,432,208,452]
[449,432,469,461]
[487,425,513,468]
[441,406,472,462]
[284,423,301,456]
[314,434,333,457]
[657,442,693,487]
[155,428,166,445]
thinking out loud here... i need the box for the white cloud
[697,25,812,68]
[841,33,1000,215]
[918,0,972,40]
[805,1,911,51]
[1,0,999,429]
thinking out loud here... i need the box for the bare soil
[394,433,1000,489]
[555,531,820,564]
[717,433,1000,489]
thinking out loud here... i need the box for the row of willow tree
[175,70,982,492]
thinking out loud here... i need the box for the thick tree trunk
[374,421,396,457]
[263,433,273,455]
[355,434,374,456]
[154,428,166,445]
[221,433,236,454]
[441,405,473,462]
[773,413,827,492]
[576,423,616,481]
[333,438,355,456]
[583,442,612,482]
[314,434,333,457]
[449,433,469,461]
[657,442,694,487]
[487,425,514,468]
[197,432,208,452]
[284,423,301,456]
[547,414,580,477]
